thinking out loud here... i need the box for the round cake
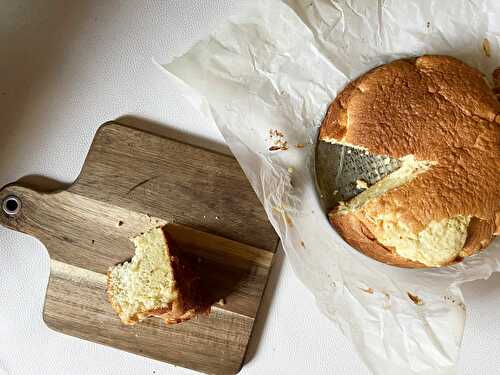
[320,55,500,268]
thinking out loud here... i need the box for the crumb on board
[91,240,95,245]
[361,287,374,294]
[284,213,293,226]
[215,216,220,220]
[407,292,423,305]
[356,179,368,189]
[217,298,226,306]
[295,143,305,148]
[300,240,305,248]
[482,38,491,58]
[117,220,124,227]
[288,167,294,173]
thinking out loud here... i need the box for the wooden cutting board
[0,122,279,375]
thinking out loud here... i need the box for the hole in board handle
[2,196,21,216]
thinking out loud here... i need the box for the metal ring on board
[2,195,21,216]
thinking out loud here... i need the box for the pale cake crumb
[355,179,369,189]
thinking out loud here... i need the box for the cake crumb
[295,143,305,148]
[300,241,305,248]
[288,167,294,173]
[347,149,352,154]
[268,129,288,151]
[361,287,374,294]
[333,190,338,195]
[482,38,491,57]
[217,298,226,306]
[356,179,368,189]
[407,292,423,305]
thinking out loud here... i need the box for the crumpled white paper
[160,1,500,373]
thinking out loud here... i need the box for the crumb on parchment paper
[272,206,293,226]
[444,295,466,311]
[408,292,423,305]
[361,287,374,294]
[268,128,288,151]
[482,38,491,57]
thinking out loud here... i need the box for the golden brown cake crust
[321,55,500,267]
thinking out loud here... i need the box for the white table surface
[1,1,499,374]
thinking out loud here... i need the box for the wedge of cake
[107,226,207,325]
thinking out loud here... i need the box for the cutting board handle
[0,184,58,239]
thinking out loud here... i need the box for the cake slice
[107,227,205,325]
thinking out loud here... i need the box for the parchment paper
[160,1,500,373]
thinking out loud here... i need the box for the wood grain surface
[0,122,279,375]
